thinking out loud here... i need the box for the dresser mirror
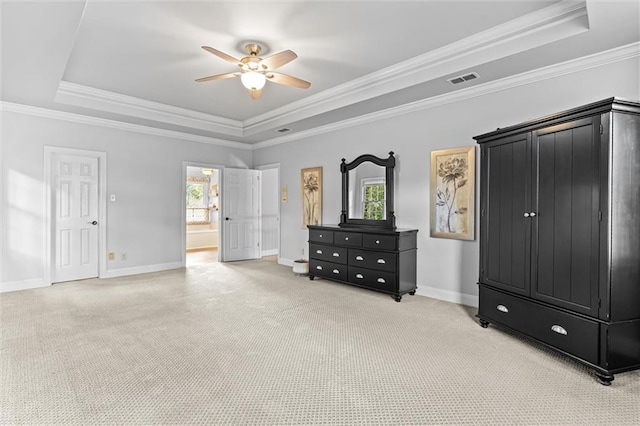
[340,152,396,229]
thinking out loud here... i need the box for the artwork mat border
[430,146,476,240]
[301,166,323,228]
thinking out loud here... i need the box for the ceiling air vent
[276,128,291,133]
[447,72,480,85]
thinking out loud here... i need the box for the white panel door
[53,154,99,282]
[222,168,260,261]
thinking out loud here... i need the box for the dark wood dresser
[474,97,640,385]
[307,225,418,302]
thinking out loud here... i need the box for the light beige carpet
[1,260,639,425]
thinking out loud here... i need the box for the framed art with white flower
[430,146,475,240]
[301,166,322,227]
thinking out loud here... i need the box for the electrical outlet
[108,252,115,261]
[121,253,127,261]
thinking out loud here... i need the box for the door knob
[523,213,530,218]
[530,212,537,217]
[225,217,230,221]
[88,221,98,225]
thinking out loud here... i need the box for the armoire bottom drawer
[310,260,347,282]
[479,286,599,365]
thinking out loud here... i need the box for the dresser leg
[595,371,614,386]
[393,295,402,302]
[409,290,416,296]
[308,275,315,280]
[479,319,490,328]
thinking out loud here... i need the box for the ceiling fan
[196,43,311,100]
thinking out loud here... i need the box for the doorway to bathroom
[185,165,220,266]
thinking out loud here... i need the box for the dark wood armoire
[474,98,640,385]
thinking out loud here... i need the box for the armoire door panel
[533,120,599,315]
[482,134,530,295]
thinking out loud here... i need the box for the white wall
[1,111,251,290]
[253,57,640,306]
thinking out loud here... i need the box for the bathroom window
[187,177,210,224]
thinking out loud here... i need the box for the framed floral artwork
[430,146,475,240]
[301,167,322,227]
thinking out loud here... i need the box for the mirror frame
[340,151,396,229]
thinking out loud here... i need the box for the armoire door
[480,132,532,296]
[532,117,601,316]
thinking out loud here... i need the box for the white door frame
[44,146,107,286]
[181,161,225,266]
[257,163,280,262]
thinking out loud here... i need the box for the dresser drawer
[348,267,397,292]
[309,244,347,265]
[362,233,397,251]
[309,229,334,244]
[334,231,362,247]
[348,248,396,273]
[479,286,599,365]
[310,259,347,281]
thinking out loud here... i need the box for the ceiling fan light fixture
[241,71,266,90]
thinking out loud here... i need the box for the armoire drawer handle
[355,256,364,261]
[375,240,380,244]
[356,274,364,279]
[377,259,386,264]
[316,265,323,271]
[551,325,567,335]
[332,252,340,257]
[319,234,323,238]
[344,236,349,241]
[316,249,323,254]
[332,269,340,274]
[377,278,386,284]
[497,304,509,313]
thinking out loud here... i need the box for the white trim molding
[252,41,640,150]
[416,286,479,308]
[102,262,184,279]
[0,278,47,294]
[1,102,251,151]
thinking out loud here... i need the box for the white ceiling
[2,1,639,146]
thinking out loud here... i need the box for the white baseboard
[102,261,183,279]
[261,249,278,257]
[415,286,478,308]
[1,278,48,293]
[278,257,295,267]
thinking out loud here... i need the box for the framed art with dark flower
[430,146,475,240]
[301,167,322,227]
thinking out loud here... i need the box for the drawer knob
[332,252,340,257]
[316,265,323,270]
[355,256,364,261]
[551,325,567,335]
[377,278,386,284]
[319,234,323,237]
[496,304,509,313]
[375,240,380,244]
[377,259,386,264]
[345,236,349,241]
[332,269,340,274]
[316,249,323,254]
[356,274,364,279]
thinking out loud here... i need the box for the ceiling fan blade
[259,50,297,70]
[201,46,242,66]
[195,72,240,83]
[249,89,263,100]
[266,72,311,89]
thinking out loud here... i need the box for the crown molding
[52,1,588,140]
[252,42,640,151]
[0,102,252,151]
[55,81,244,137]
[243,0,589,136]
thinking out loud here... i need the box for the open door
[222,168,260,261]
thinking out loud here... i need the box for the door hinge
[598,211,602,222]
[257,242,260,247]
[598,298,602,308]
[600,124,604,135]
